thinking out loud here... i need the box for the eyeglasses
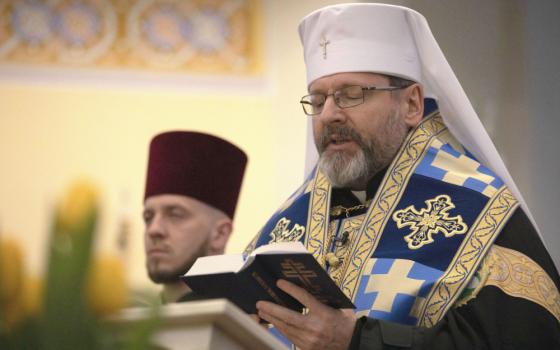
[299,85,408,116]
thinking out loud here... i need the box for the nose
[146,214,166,240]
[318,94,346,124]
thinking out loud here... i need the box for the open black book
[182,242,355,314]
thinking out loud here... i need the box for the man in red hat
[143,131,247,303]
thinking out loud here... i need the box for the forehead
[144,194,206,211]
[309,72,389,92]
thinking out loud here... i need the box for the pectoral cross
[319,36,330,59]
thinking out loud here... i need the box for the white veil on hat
[299,3,541,235]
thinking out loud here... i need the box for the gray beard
[317,110,408,189]
[318,138,374,189]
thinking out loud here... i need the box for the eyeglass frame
[299,84,411,116]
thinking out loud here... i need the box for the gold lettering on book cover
[251,271,284,306]
[418,187,518,327]
[338,113,447,300]
[281,259,327,303]
[393,195,468,250]
[269,218,305,243]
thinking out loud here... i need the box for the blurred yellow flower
[86,255,128,316]
[0,238,24,305]
[1,276,44,333]
[22,275,43,317]
[0,239,27,333]
[57,179,99,234]
[1,295,25,333]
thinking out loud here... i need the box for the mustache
[318,125,366,152]
[147,243,171,253]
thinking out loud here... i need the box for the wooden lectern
[108,299,289,350]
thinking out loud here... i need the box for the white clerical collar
[352,190,367,204]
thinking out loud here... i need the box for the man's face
[310,72,411,189]
[143,194,218,284]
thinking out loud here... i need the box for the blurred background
[1,0,558,296]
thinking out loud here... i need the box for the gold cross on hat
[319,36,330,59]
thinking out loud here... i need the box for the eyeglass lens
[301,85,365,115]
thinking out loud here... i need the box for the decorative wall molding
[0,0,261,75]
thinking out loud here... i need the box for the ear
[401,83,424,128]
[207,218,233,255]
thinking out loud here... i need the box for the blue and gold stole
[245,110,519,328]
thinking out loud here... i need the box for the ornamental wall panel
[0,0,261,75]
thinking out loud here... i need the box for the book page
[184,254,244,276]
[250,241,308,256]
[239,241,309,271]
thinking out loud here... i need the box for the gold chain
[330,199,372,218]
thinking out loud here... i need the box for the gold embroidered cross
[269,217,305,243]
[319,36,330,59]
[392,195,468,250]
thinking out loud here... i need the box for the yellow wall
[0,0,349,291]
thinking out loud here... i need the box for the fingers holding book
[256,279,357,350]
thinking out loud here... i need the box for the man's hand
[249,314,270,330]
[256,279,357,350]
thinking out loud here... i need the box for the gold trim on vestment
[484,245,560,322]
[417,187,518,327]
[305,169,331,268]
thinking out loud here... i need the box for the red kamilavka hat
[144,131,248,218]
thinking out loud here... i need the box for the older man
[143,131,247,303]
[246,3,560,350]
